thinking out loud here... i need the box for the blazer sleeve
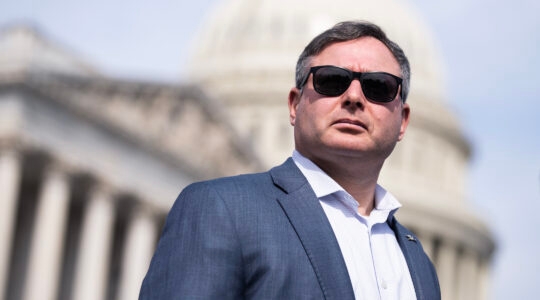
[139,182,244,299]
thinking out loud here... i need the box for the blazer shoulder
[193,171,275,195]
[184,157,300,198]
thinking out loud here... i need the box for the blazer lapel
[388,215,441,300]
[270,159,355,300]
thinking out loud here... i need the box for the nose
[342,79,366,109]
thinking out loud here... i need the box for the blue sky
[407,2,540,299]
[1,0,539,299]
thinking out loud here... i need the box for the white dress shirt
[292,151,416,300]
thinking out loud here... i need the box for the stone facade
[0,26,262,300]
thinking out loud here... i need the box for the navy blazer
[140,158,440,299]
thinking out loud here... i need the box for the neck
[311,155,384,216]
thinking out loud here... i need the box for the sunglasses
[301,65,403,103]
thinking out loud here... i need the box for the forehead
[311,37,400,75]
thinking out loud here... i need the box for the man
[140,21,440,300]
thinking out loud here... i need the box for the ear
[398,102,410,141]
[288,87,301,126]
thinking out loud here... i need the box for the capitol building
[0,0,495,299]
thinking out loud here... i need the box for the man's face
[288,37,410,165]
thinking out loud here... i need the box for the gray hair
[295,21,411,102]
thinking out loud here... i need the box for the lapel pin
[406,234,416,242]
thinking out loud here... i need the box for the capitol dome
[188,1,495,299]
[190,0,446,95]
[188,0,465,164]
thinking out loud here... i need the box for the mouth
[333,118,368,130]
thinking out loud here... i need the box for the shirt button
[381,281,388,289]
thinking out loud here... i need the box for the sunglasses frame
[301,65,404,103]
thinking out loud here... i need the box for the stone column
[437,241,458,300]
[72,185,116,300]
[456,249,479,300]
[117,206,158,300]
[23,165,71,300]
[0,147,22,298]
[477,258,491,300]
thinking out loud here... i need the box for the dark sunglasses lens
[361,73,399,102]
[313,67,351,96]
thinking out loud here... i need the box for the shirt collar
[292,150,402,214]
[292,150,342,198]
